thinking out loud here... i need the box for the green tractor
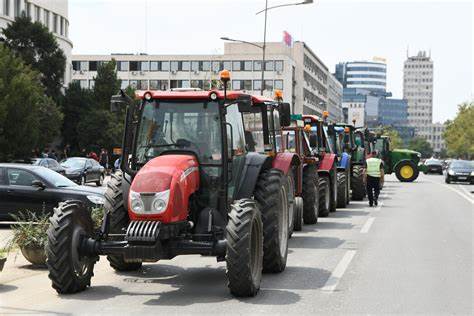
[374,136,423,182]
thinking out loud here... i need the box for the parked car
[30,158,66,175]
[423,158,444,175]
[60,157,105,186]
[0,164,105,221]
[445,160,474,184]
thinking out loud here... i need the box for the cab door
[226,103,247,200]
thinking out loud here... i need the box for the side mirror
[278,102,291,127]
[31,180,45,190]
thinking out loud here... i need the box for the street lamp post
[221,0,313,96]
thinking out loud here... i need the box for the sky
[69,0,473,123]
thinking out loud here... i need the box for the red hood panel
[129,155,200,222]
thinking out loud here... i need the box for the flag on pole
[283,31,293,47]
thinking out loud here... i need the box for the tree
[0,45,43,160]
[381,126,403,149]
[2,15,66,100]
[408,137,433,158]
[443,102,474,159]
[37,95,64,149]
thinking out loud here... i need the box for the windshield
[425,159,441,165]
[61,158,86,169]
[36,167,77,187]
[135,101,222,164]
[450,160,474,169]
[323,126,336,153]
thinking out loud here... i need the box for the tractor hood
[128,154,200,223]
[392,149,421,157]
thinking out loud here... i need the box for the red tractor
[45,72,299,297]
[280,115,320,232]
[302,114,338,216]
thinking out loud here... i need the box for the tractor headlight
[448,170,454,176]
[151,190,170,214]
[130,190,144,213]
[87,195,105,205]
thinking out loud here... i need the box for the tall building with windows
[72,41,341,117]
[403,51,434,138]
[327,73,343,122]
[335,59,387,92]
[0,0,73,86]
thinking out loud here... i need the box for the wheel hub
[400,165,414,179]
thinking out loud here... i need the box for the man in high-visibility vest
[363,150,384,207]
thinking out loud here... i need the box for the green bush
[10,211,50,249]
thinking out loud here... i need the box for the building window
[264,80,273,91]
[53,13,58,33]
[243,80,252,91]
[232,80,241,90]
[191,61,199,72]
[254,61,262,71]
[80,61,88,71]
[253,80,262,91]
[120,80,129,89]
[170,61,178,72]
[275,60,284,72]
[274,80,283,90]
[190,80,203,89]
[14,0,21,17]
[137,80,148,90]
[140,61,149,71]
[3,0,10,16]
[44,10,50,29]
[60,17,64,36]
[180,61,190,71]
[34,5,40,21]
[212,61,221,72]
[26,2,31,17]
[79,80,88,89]
[223,61,231,71]
[72,61,80,71]
[201,61,211,71]
[118,61,129,71]
[65,20,68,37]
[89,80,95,89]
[265,61,274,71]
[243,61,252,71]
[232,61,241,71]
[161,61,170,71]
[150,61,159,71]
[130,61,140,71]
[89,61,98,71]
[170,80,190,89]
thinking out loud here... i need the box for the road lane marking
[458,185,473,198]
[424,179,474,204]
[321,250,356,292]
[360,217,376,233]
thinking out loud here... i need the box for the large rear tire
[254,169,288,273]
[105,171,142,271]
[336,172,348,208]
[46,201,97,294]
[226,199,263,297]
[351,165,365,201]
[302,165,319,224]
[318,176,330,217]
[395,160,419,182]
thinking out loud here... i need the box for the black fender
[234,152,273,200]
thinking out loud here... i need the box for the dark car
[31,158,66,175]
[445,160,474,184]
[0,164,105,221]
[423,158,443,175]
[60,157,105,186]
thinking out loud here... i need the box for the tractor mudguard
[121,171,132,209]
[272,152,300,175]
[337,153,351,170]
[319,153,337,172]
[234,152,273,200]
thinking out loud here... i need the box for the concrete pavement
[0,174,472,315]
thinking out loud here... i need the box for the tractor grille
[125,220,161,243]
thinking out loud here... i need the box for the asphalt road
[0,173,472,315]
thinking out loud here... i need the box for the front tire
[351,165,365,201]
[336,172,348,208]
[105,172,142,271]
[302,165,319,224]
[395,160,419,182]
[254,169,288,273]
[318,176,330,217]
[226,199,263,297]
[46,201,97,294]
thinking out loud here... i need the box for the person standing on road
[99,148,109,174]
[363,150,384,207]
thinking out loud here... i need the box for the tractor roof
[135,90,273,105]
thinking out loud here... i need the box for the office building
[0,0,73,85]
[327,73,343,122]
[72,41,342,117]
[403,51,434,137]
[335,59,387,92]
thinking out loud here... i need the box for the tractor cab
[46,70,298,298]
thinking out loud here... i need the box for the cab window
[226,103,246,156]
[243,112,265,153]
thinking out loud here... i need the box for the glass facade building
[335,61,387,92]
